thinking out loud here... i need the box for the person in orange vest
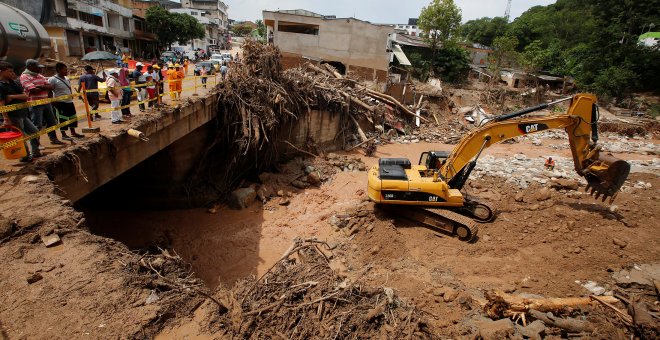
[544,157,556,171]
[166,63,178,100]
[175,64,184,98]
[183,58,189,75]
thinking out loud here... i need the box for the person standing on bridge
[77,65,105,121]
[118,66,132,118]
[175,64,184,98]
[106,69,123,124]
[166,63,178,100]
[49,62,84,141]
[0,61,41,162]
[20,59,65,146]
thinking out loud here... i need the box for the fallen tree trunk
[484,291,621,320]
[349,114,368,143]
[366,89,427,122]
[323,63,343,79]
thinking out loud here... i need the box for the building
[2,0,139,61]
[262,9,394,82]
[179,0,229,49]
[394,18,422,36]
[170,8,218,51]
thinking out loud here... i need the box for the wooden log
[493,291,620,313]
[416,95,424,109]
[366,89,427,122]
[323,63,343,79]
[305,63,334,77]
[528,309,595,333]
[349,114,368,143]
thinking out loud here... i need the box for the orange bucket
[0,126,27,160]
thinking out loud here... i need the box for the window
[87,37,95,46]
[79,12,103,27]
[191,11,198,16]
[123,17,130,30]
[135,20,143,31]
[277,21,319,35]
[66,8,77,18]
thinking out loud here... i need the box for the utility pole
[504,0,512,22]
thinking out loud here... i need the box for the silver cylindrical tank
[0,2,51,69]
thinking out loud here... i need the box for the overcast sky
[224,0,556,23]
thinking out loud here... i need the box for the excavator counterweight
[367,94,631,241]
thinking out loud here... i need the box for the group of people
[0,60,83,162]
[0,55,225,162]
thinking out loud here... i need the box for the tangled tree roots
[216,238,433,339]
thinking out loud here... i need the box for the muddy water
[85,136,656,289]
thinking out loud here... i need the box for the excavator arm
[440,94,630,202]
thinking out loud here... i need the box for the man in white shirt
[48,62,84,140]
[106,69,123,124]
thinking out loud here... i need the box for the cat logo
[8,23,29,38]
[517,123,549,135]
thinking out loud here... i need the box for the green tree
[418,0,462,75]
[146,7,205,49]
[232,24,253,37]
[255,19,266,39]
[488,34,519,79]
[460,16,509,47]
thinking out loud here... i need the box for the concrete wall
[264,11,393,76]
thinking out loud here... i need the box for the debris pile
[216,238,431,338]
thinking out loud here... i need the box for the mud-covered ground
[1,97,659,338]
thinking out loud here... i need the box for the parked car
[194,61,216,76]
[160,51,176,63]
[209,54,223,62]
[221,52,232,63]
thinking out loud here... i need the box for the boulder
[535,188,551,201]
[519,320,545,339]
[307,172,321,185]
[550,179,579,191]
[478,318,515,340]
[291,180,308,189]
[0,215,14,239]
[229,187,257,209]
[514,192,524,202]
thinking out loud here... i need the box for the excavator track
[379,205,479,242]
[453,199,496,222]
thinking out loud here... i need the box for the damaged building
[262,9,396,82]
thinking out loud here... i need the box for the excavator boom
[440,94,629,202]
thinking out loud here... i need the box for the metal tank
[0,2,50,70]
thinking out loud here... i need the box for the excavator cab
[419,151,451,170]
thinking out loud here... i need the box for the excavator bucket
[583,153,631,203]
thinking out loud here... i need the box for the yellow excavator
[367,94,631,241]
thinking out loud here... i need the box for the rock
[582,281,606,295]
[550,225,560,232]
[432,288,445,297]
[41,234,61,247]
[307,171,321,185]
[520,320,545,339]
[146,290,159,304]
[514,192,524,202]
[612,238,628,248]
[291,180,308,189]
[277,190,285,197]
[304,165,315,174]
[278,197,290,206]
[256,184,272,202]
[366,225,374,232]
[21,175,40,183]
[550,179,579,191]
[358,164,367,171]
[370,246,380,255]
[478,318,515,340]
[228,187,257,209]
[443,288,459,302]
[26,273,43,284]
[0,215,14,239]
[535,188,551,201]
